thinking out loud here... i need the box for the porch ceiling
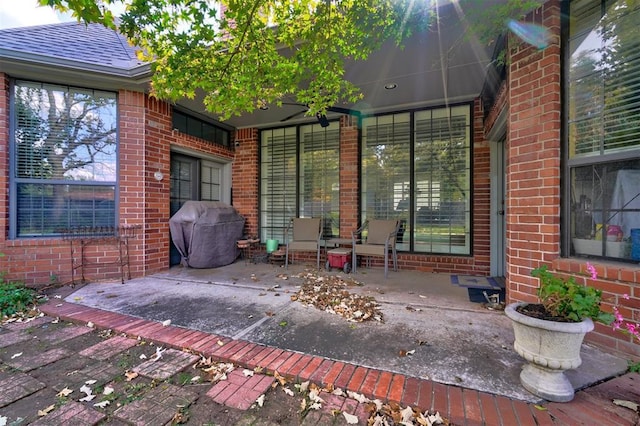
[179,3,497,130]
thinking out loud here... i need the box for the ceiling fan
[279,102,361,127]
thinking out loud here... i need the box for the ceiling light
[384,83,398,90]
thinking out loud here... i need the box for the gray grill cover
[169,201,245,268]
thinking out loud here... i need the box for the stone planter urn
[505,302,594,402]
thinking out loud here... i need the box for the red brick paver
[30,401,106,426]
[79,335,139,360]
[114,383,197,425]
[39,301,640,425]
[0,372,45,408]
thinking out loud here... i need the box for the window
[260,122,340,242]
[173,109,230,147]
[10,81,118,237]
[567,0,640,261]
[361,105,471,254]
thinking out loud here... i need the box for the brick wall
[0,79,234,287]
[505,0,639,358]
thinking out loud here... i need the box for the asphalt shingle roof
[0,21,146,71]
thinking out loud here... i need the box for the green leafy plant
[531,264,613,324]
[0,277,40,318]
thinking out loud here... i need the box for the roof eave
[0,50,153,90]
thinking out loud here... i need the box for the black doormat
[451,275,506,303]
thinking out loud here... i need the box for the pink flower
[586,262,597,280]
[623,294,630,300]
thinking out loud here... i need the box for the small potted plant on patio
[505,263,613,402]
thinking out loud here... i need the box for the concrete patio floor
[60,259,629,404]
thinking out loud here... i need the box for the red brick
[372,371,393,400]
[401,376,420,408]
[512,400,536,425]
[432,382,448,417]
[334,364,356,390]
[298,356,324,381]
[322,362,346,387]
[462,389,483,425]
[253,348,284,370]
[229,342,259,363]
[190,335,221,353]
[286,354,313,379]
[359,369,380,399]
[309,359,334,384]
[265,350,294,373]
[246,347,276,368]
[447,386,465,424]
[235,344,267,365]
[478,393,500,426]
[346,366,368,393]
[274,352,303,376]
[225,387,262,410]
[387,374,405,403]
[495,396,518,425]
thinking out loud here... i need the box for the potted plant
[505,263,613,402]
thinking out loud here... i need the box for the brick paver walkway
[38,300,640,425]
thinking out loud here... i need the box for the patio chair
[351,219,400,278]
[284,218,323,269]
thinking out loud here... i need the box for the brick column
[506,0,562,303]
[232,128,259,237]
[339,115,359,238]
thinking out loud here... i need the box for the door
[170,155,200,265]
[490,136,506,278]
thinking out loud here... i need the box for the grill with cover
[169,201,245,268]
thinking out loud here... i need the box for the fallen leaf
[283,387,294,396]
[54,295,62,299]
[190,376,200,383]
[103,386,114,395]
[51,318,60,324]
[256,394,265,407]
[279,321,288,327]
[533,404,548,411]
[242,369,254,377]
[85,380,97,385]
[613,399,639,412]
[400,406,414,422]
[11,352,22,359]
[162,319,171,326]
[139,354,147,360]
[56,388,73,397]
[0,415,7,426]
[274,371,287,386]
[406,349,415,355]
[217,340,225,346]
[93,400,110,408]
[73,297,83,301]
[79,384,93,395]
[125,371,139,381]
[152,346,166,361]
[37,404,55,417]
[398,350,407,357]
[343,412,359,424]
[86,321,94,328]
[79,394,96,402]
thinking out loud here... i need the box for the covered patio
[60,259,628,404]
